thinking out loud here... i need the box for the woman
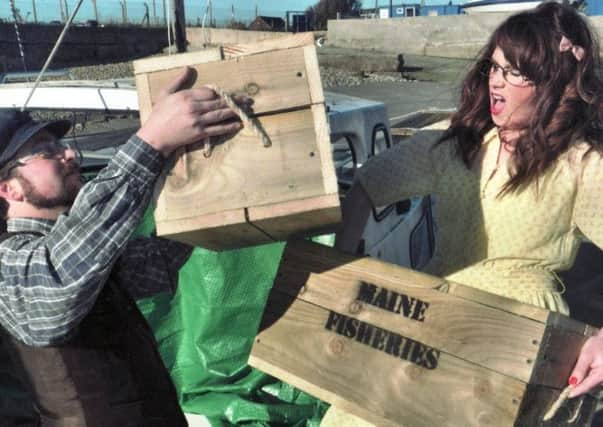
[333,2,602,422]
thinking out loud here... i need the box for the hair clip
[559,35,585,62]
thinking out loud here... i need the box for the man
[0,69,245,426]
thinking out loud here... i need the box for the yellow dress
[320,128,602,427]
[356,128,603,315]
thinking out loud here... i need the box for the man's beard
[17,174,80,210]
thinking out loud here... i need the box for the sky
[2,0,462,25]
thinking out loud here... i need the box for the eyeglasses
[0,139,81,180]
[480,59,533,87]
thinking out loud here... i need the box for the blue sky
[2,0,461,24]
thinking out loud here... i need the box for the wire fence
[0,0,288,28]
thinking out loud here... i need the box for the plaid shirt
[0,135,192,346]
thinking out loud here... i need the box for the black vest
[0,232,187,427]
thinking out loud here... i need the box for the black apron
[0,232,187,427]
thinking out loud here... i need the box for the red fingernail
[569,376,578,386]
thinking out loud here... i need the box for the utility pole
[142,3,150,26]
[163,0,167,27]
[170,0,187,52]
[389,0,393,18]
[9,0,27,72]
[120,0,128,24]
[59,0,65,22]
[208,0,213,27]
[64,0,69,18]
[91,0,99,22]
[32,0,37,23]
[152,0,158,25]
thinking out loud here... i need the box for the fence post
[32,0,37,23]
[121,0,128,24]
[163,0,167,27]
[9,0,27,72]
[143,2,150,27]
[92,0,99,22]
[59,0,65,22]
[170,0,186,52]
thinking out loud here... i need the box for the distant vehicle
[0,69,72,84]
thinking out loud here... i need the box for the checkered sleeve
[112,237,193,300]
[0,135,166,346]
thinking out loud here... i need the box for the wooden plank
[249,194,341,240]
[445,281,551,323]
[137,43,337,250]
[250,292,526,427]
[155,108,328,222]
[141,47,316,116]
[250,240,599,425]
[222,32,315,58]
[283,240,553,322]
[311,103,338,196]
[274,242,547,384]
[304,45,325,105]
[272,241,594,387]
[530,313,598,390]
[134,73,153,124]
[132,47,223,75]
[154,207,272,250]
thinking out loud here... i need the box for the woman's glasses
[480,59,533,87]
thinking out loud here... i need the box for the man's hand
[137,67,248,157]
[568,328,603,398]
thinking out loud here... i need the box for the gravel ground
[68,60,411,88]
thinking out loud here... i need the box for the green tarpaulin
[136,210,329,426]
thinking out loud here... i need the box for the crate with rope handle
[133,33,340,250]
[249,239,599,427]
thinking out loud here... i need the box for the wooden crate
[133,38,340,250]
[249,240,599,427]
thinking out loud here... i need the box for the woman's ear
[0,179,24,202]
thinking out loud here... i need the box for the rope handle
[198,84,271,159]
[542,384,584,422]
[171,85,272,182]
[205,84,272,148]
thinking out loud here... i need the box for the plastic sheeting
[0,209,329,426]
[135,210,329,426]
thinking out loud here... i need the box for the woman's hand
[568,328,603,398]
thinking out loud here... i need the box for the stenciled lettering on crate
[133,38,340,250]
[250,240,598,427]
[325,282,440,371]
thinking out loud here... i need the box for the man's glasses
[0,139,81,180]
[480,59,533,87]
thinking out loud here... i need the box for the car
[0,81,436,270]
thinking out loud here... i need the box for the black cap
[0,110,71,169]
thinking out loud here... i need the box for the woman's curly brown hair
[441,2,603,194]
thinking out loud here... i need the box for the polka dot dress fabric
[357,128,603,316]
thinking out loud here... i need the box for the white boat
[461,0,557,14]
